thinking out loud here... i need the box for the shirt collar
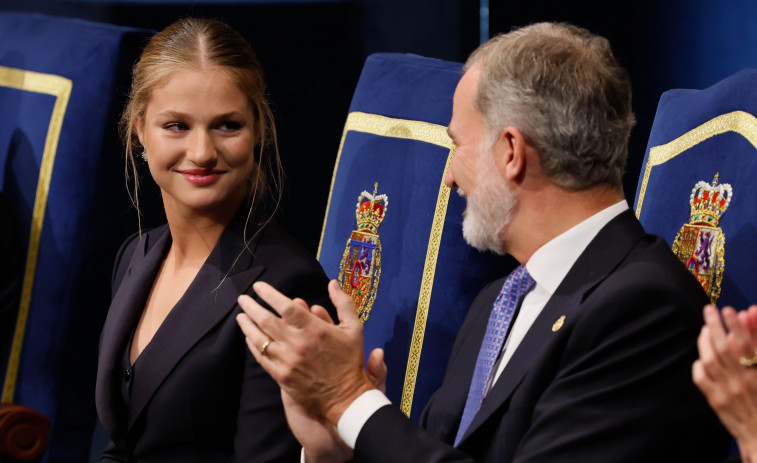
[526,200,628,294]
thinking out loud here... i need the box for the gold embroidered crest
[338,183,387,323]
[671,174,732,304]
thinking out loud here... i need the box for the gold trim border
[317,111,455,416]
[636,110,757,218]
[1,65,72,403]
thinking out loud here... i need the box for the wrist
[304,447,352,463]
[325,379,375,424]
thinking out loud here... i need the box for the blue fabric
[319,53,516,422]
[346,53,465,125]
[634,67,757,311]
[0,13,153,462]
[455,264,533,446]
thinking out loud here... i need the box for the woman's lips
[179,169,223,186]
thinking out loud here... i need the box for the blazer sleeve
[233,234,335,462]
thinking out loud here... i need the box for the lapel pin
[552,315,566,332]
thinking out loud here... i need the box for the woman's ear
[134,117,145,148]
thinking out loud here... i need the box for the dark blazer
[95,212,334,462]
[355,211,731,462]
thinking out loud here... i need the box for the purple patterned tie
[454,264,535,446]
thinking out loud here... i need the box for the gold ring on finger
[260,338,272,356]
[739,350,757,367]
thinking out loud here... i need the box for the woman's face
[137,65,257,218]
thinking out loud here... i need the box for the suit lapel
[126,214,265,429]
[96,226,170,437]
[458,211,646,444]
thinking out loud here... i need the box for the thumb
[366,348,387,394]
[328,280,360,326]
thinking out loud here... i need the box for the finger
[236,310,261,339]
[236,312,279,362]
[311,304,336,324]
[253,281,313,327]
[292,298,310,311]
[703,305,730,367]
[692,358,733,416]
[366,348,387,394]
[291,298,337,325]
[692,358,715,396]
[746,305,757,342]
[237,294,292,342]
[698,325,728,382]
[328,280,360,326]
[723,307,755,359]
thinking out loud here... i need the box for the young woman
[95,18,334,462]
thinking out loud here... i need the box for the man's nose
[444,157,458,189]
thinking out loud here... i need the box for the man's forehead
[449,68,483,133]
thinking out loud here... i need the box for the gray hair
[466,22,635,191]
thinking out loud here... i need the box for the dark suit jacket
[354,211,731,462]
[95,212,334,462]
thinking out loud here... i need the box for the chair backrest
[634,67,757,310]
[0,12,152,462]
[318,53,516,421]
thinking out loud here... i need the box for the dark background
[3,0,756,252]
[2,2,756,461]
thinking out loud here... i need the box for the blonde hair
[121,17,282,229]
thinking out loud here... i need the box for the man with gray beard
[237,22,730,462]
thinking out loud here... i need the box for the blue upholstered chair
[0,13,152,462]
[634,67,757,311]
[317,53,516,421]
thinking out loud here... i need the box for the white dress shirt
[336,200,629,449]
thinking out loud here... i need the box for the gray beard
[460,153,516,255]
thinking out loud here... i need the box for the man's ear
[494,126,527,182]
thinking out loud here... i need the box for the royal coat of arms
[338,183,387,322]
[671,174,732,304]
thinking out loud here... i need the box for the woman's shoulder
[254,221,331,290]
[254,220,324,272]
[228,216,337,320]
[111,224,169,292]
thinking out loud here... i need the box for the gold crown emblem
[689,173,732,227]
[355,182,388,234]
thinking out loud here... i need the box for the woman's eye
[163,122,188,131]
[219,121,242,131]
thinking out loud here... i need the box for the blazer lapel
[126,215,265,429]
[95,227,170,437]
[458,211,646,444]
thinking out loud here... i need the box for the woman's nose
[187,129,217,166]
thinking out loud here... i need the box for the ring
[739,351,757,367]
[260,339,272,356]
